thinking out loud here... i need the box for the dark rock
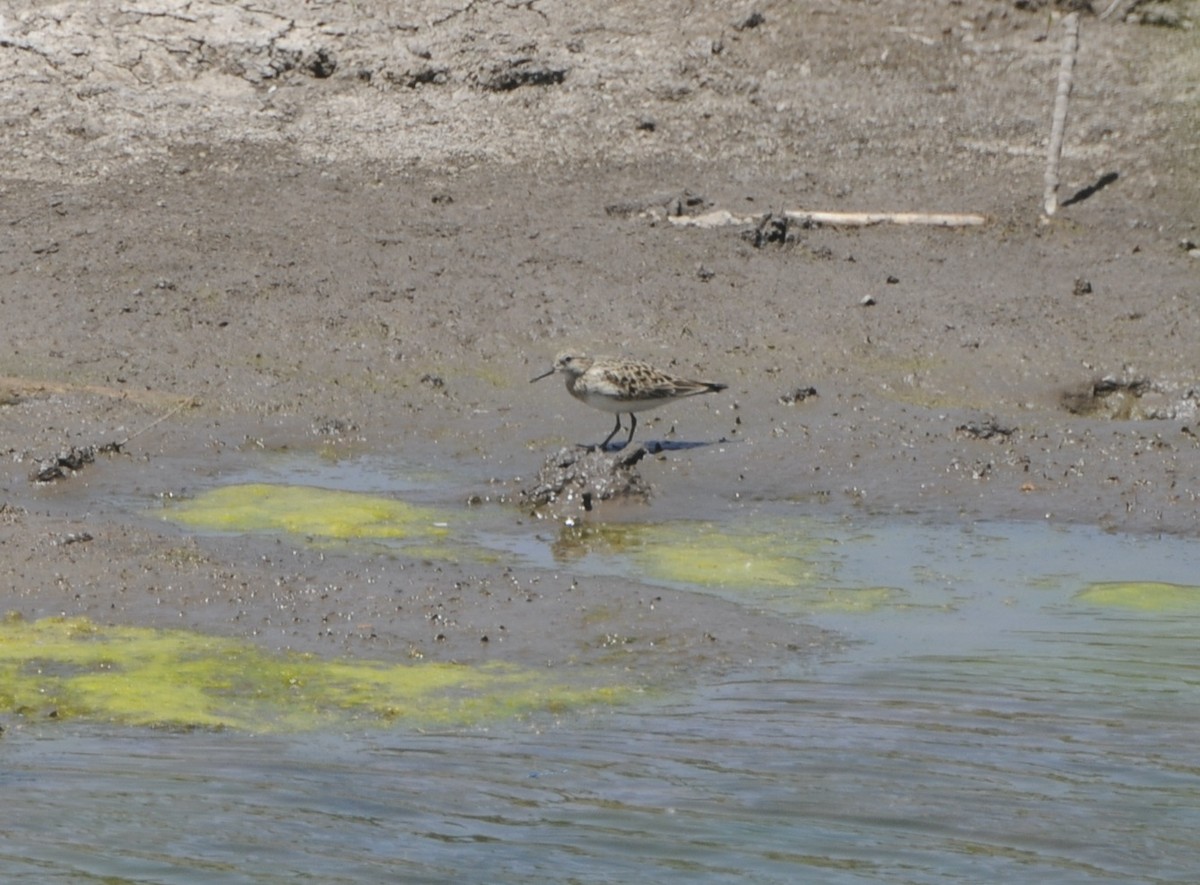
[741,213,795,248]
[956,419,1016,441]
[733,11,766,30]
[480,59,568,92]
[779,386,818,405]
[305,48,337,78]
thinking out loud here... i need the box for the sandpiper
[531,351,728,450]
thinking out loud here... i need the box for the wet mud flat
[0,0,1198,725]
[0,414,835,672]
[1,369,1196,672]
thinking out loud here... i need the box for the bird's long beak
[530,367,556,383]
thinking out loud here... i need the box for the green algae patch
[554,521,832,590]
[553,520,891,615]
[1075,581,1200,612]
[636,524,830,590]
[553,521,911,614]
[808,586,904,613]
[163,483,450,545]
[0,615,626,732]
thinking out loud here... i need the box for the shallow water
[5,457,1200,883]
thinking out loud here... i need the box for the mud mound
[521,445,651,520]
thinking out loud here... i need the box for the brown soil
[1,1,1197,675]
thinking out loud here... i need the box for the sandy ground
[1,1,1198,675]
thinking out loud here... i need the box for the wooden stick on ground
[783,210,986,228]
[1043,12,1081,217]
[669,209,987,229]
[1098,0,1136,22]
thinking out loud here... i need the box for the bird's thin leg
[623,413,637,449]
[599,414,623,450]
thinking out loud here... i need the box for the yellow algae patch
[1075,581,1200,612]
[635,524,827,590]
[554,521,834,591]
[807,586,903,613]
[0,615,625,732]
[553,522,908,614]
[163,483,449,543]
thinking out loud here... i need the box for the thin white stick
[118,397,197,447]
[669,209,987,229]
[1043,12,1080,217]
[784,210,986,228]
[1099,0,1135,22]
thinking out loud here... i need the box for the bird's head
[530,351,592,382]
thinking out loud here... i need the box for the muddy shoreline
[1,1,1197,671]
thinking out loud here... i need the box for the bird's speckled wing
[598,364,681,401]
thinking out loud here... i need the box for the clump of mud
[30,443,123,483]
[520,445,651,519]
[956,418,1016,441]
[1061,377,1200,422]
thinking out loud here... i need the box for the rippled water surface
[5,468,1200,883]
